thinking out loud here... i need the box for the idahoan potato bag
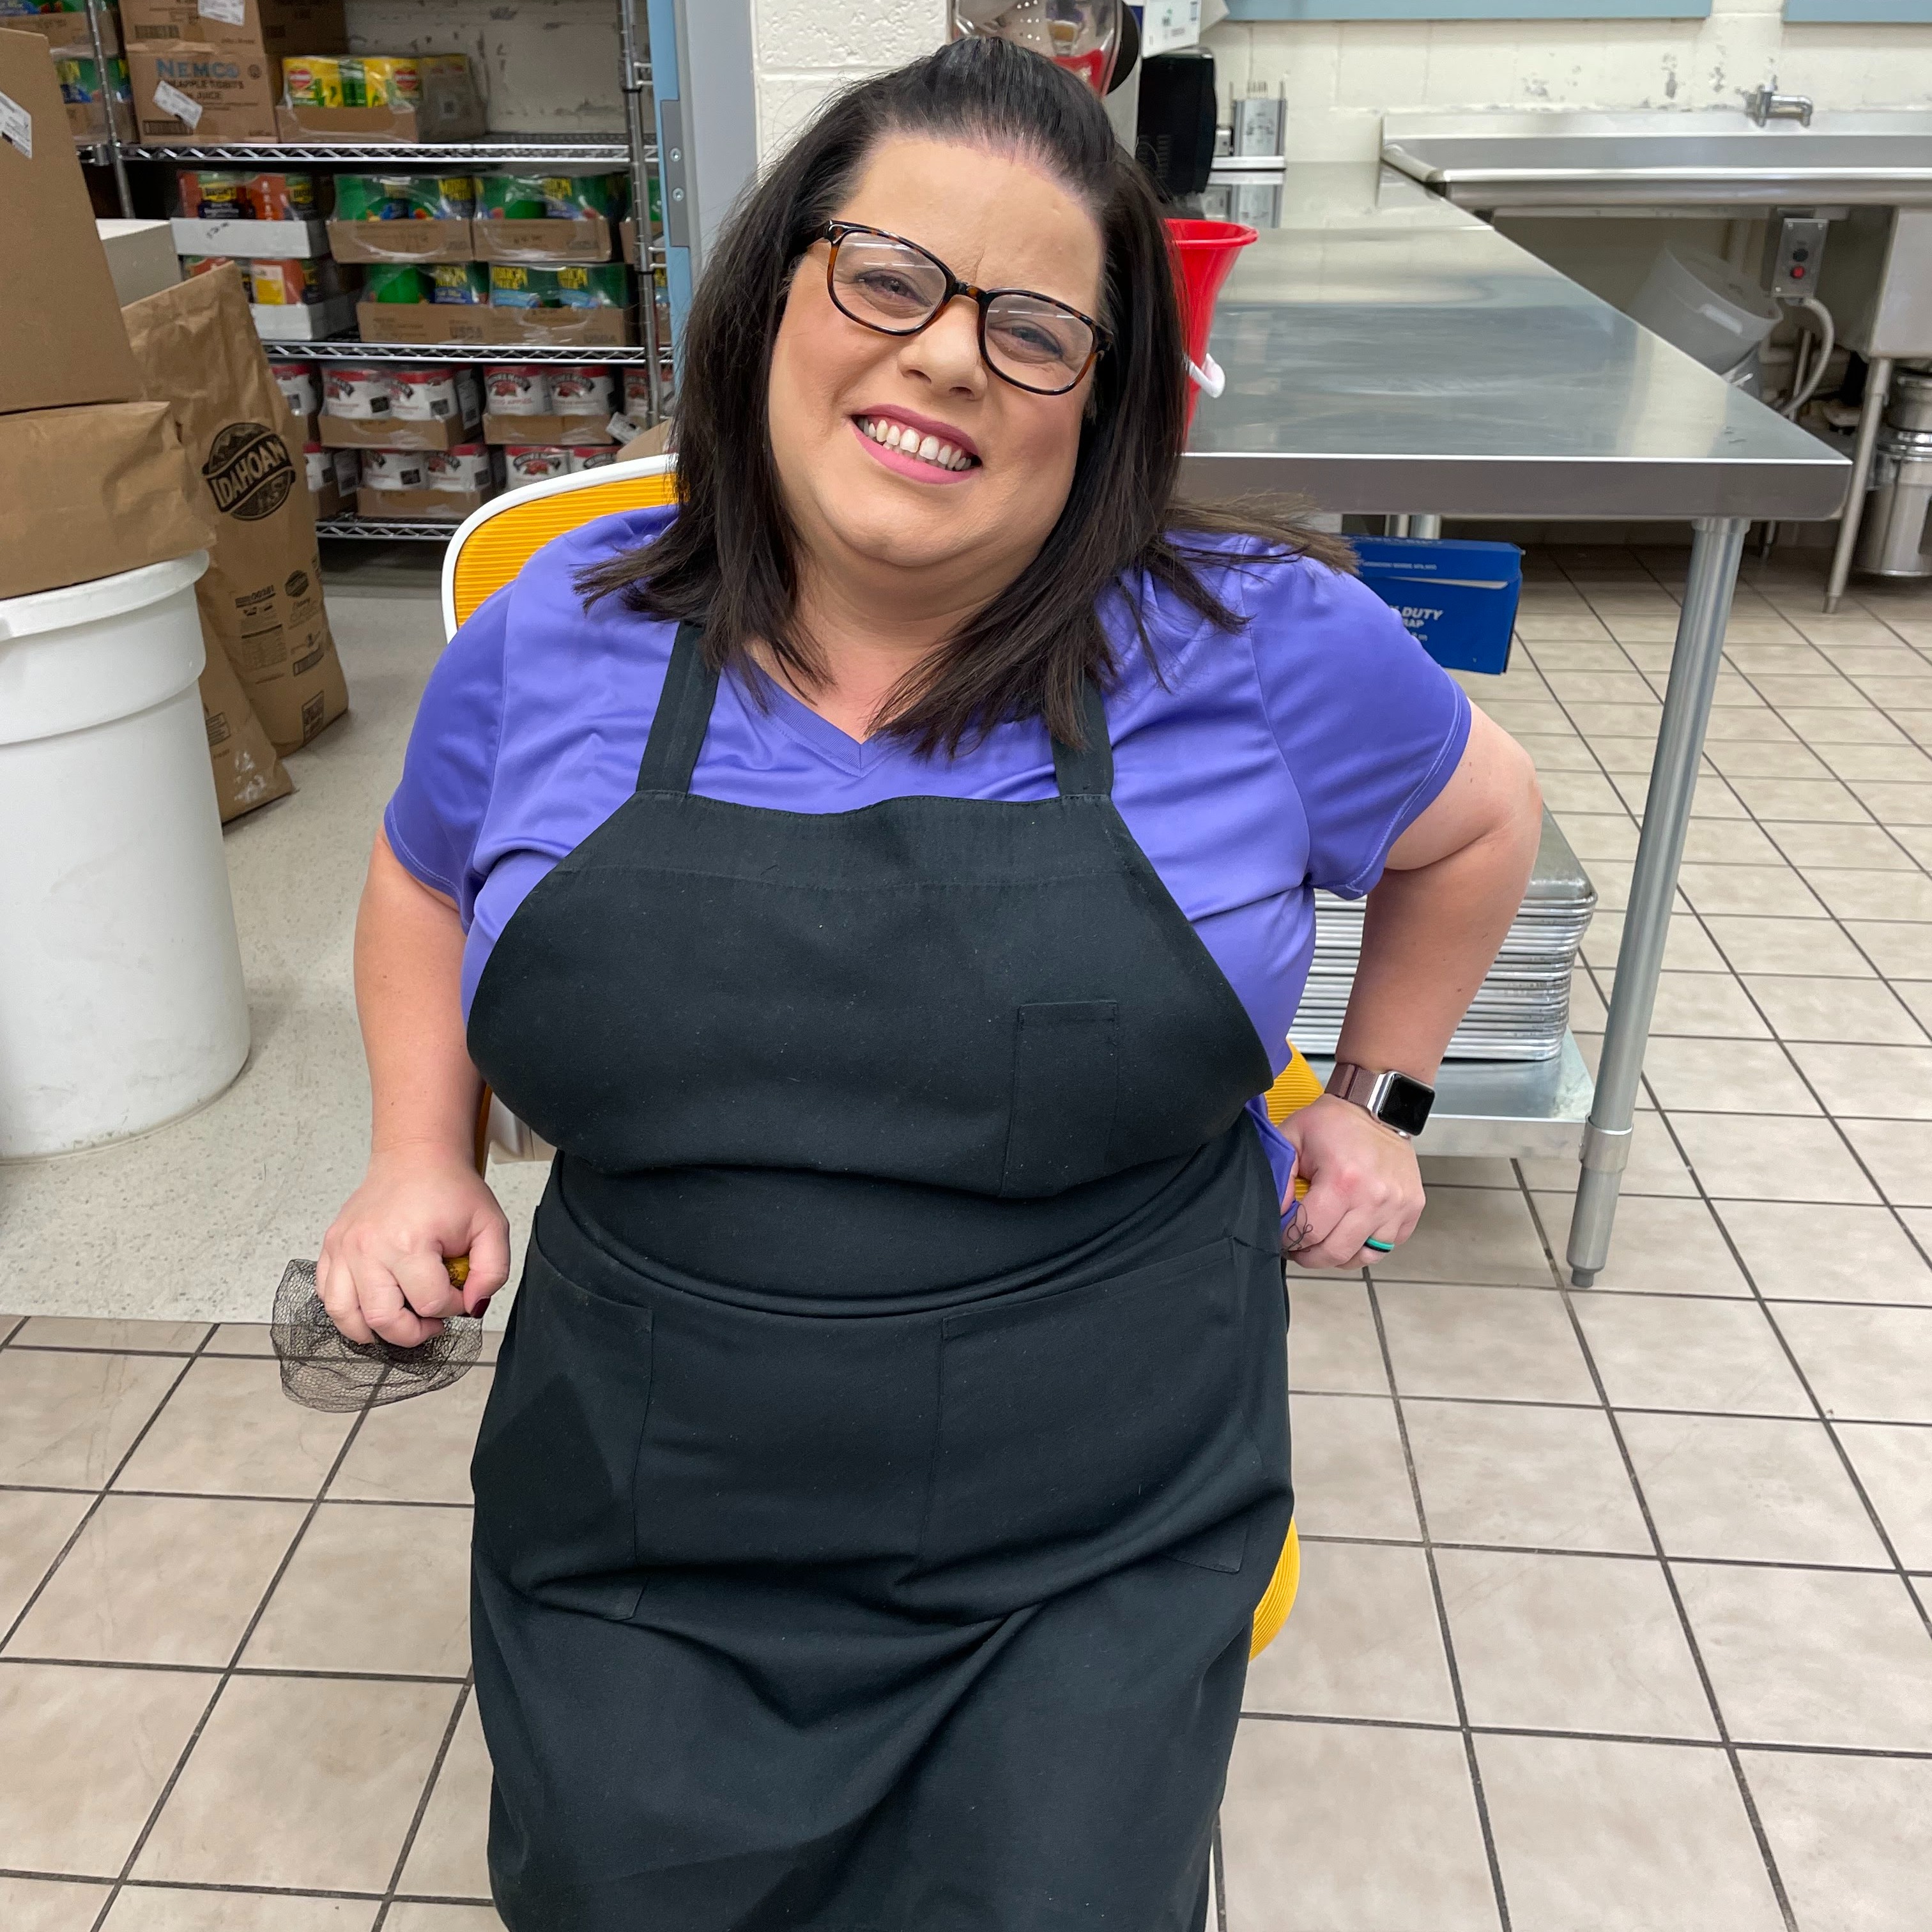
[124,264,349,755]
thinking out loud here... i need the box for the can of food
[427,445,494,493]
[622,367,657,418]
[553,263,628,309]
[360,448,429,491]
[174,169,246,218]
[428,262,489,305]
[282,55,343,108]
[503,446,571,487]
[245,172,319,220]
[332,172,410,222]
[364,263,427,305]
[549,365,615,417]
[487,264,554,309]
[387,367,461,422]
[567,447,618,472]
[269,360,320,420]
[248,259,322,306]
[479,174,549,222]
[409,176,476,220]
[355,56,422,107]
[323,366,394,420]
[484,365,550,415]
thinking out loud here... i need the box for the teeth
[859,417,974,471]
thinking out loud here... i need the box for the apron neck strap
[636,620,717,794]
[1051,678,1114,799]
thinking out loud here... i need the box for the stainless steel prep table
[1179,165,1850,1284]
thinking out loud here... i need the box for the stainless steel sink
[1383,111,1932,209]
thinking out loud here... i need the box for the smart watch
[1324,1062,1436,1138]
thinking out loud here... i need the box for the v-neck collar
[742,664,901,777]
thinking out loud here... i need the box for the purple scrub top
[385,508,1471,1212]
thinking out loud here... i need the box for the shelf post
[617,0,663,425]
[82,0,132,215]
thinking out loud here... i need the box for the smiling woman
[324,31,1543,1932]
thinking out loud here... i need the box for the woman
[321,36,1540,1932]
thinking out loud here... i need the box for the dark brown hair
[577,34,1349,752]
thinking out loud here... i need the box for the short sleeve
[381,586,510,926]
[1248,555,1471,898]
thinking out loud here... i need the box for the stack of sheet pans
[1292,812,1595,1063]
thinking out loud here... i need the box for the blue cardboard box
[1351,536,1522,677]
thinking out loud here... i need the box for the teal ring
[1363,1238,1395,1254]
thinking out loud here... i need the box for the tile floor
[3,545,1931,1930]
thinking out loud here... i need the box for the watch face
[1377,1073,1435,1137]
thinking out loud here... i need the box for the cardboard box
[356,302,634,348]
[128,40,275,139]
[96,217,181,303]
[66,91,135,139]
[0,30,143,413]
[472,215,613,266]
[5,6,121,56]
[322,413,477,452]
[248,293,354,342]
[119,0,342,54]
[1351,537,1524,676]
[356,482,482,521]
[173,215,330,257]
[325,216,472,264]
[0,400,215,601]
[481,410,614,447]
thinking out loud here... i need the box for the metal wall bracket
[658,96,691,250]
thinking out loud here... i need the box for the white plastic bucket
[1629,245,1781,374]
[0,551,251,1158]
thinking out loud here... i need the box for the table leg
[1409,514,1443,539]
[1566,516,1746,1287]
[1824,356,1892,615]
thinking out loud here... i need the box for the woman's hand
[1278,1094,1425,1271]
[317,1143,511,1347]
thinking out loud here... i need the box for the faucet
[1746,78,1813,128]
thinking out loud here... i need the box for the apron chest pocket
[999,1000,1119,1197]
[471,1243,654,1619]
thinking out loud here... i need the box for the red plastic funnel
[1167,218,1258,427]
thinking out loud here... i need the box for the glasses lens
[985,293,1096,393]
[830,234,948,331]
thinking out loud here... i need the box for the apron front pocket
[471,1243,654,1618]
[999,1000,1119,1197]
[921,1237,1261,1574]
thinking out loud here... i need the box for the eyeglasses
[819,222,1109,397]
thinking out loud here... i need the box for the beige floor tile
[1770,824,1922,875]
[1675,1563,1932,1751]
[1374,1284,1596,1405]
[1561,702,1666,741]
[12,1319,212,1353]
[203,1324,275,1357]
[1678,863,1828,920]
[397,1694,492,1901]
[1642,971,1771,1039]
[1788,1042,1932,1119]
[0,1351,183,1489]
[1582,908,1728,973]
[1825,740,1932,781]
[1667,1111,1880,1204]
[0,1662,211,1876]
[1370,1187,1552,1287]
[1752,673,1869,710]
[1285,1283,1386,1396]
[1574,1294,1811,1416]
[1705,742,1832,782]
[1616,769,1750,818]
[243,1502,470,1677]
[1715,1200,1932,1303]
[1639,1037,1818,1114]
[8,1494,303,1667]
[1219,1719,1497,1932]
[1897,822,1932,866]
[1809,870,1932,924]
[1532,767,1623,815]
[1552,813,1639,863]
[1836,1423,1932,1570]
[1542,671,1657,707]
[1772,1302,1932,1423]
[1480,698,1571,735]
[1845,779,1932,825]
[1514,731,1596,771]
[1439,1548,1714,1738]
[1772,704,1910,742]
[100,1890,379,1929]
[385,1910,504,1931]
[1701,703,1800,742]
[1476,1735,1784,1932]
[1724,775,1871,823]
[132,1674,459,1892]
[1839,1119,1932,1207]
[1419,1155,1520,1188]
[1897,979,1932,1029]
[0,1877,113,1931]
[1621,1412,1889,1566]
[1678,818,1785,866]
[1531,1193,1750,1296]
[0,1489,91,1629]
[1404,1399,1651,1554]
[1519,1110,1696,1199]
[328,1367,491,1506]
[1285,1395,1418,1541]
[112,1357,356,1499]
[1841,919,1932,977]
[1741,976,1928,1045]
[1745,1749,1932,1932]
[1243,1540,1454,1724]
[1515,612,1611,643]
[1704,915,1876,977]
[1568,966,1607,1029]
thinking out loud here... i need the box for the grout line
[1361,1276,1512,1932]
[1210,1813,1228,1932]
[1285,1390,1932,1429]
[371,1675,475,1931]
[1294,1533,1921,1577]
[1508,1152,1800,1932]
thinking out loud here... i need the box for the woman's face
[767,135,1104,604]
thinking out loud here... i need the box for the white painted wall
[1206,2,1932,163]
[751,0,951,157]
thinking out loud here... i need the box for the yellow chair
[441,460,1306,1657]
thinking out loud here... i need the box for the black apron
[465,623,1293,1932]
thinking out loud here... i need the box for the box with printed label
[355,301,636,348]
[3,3,122,56]
[128,40,275,138]
[356,481,483,521]
[119,0,343,54]
[1350,537,1523,677]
